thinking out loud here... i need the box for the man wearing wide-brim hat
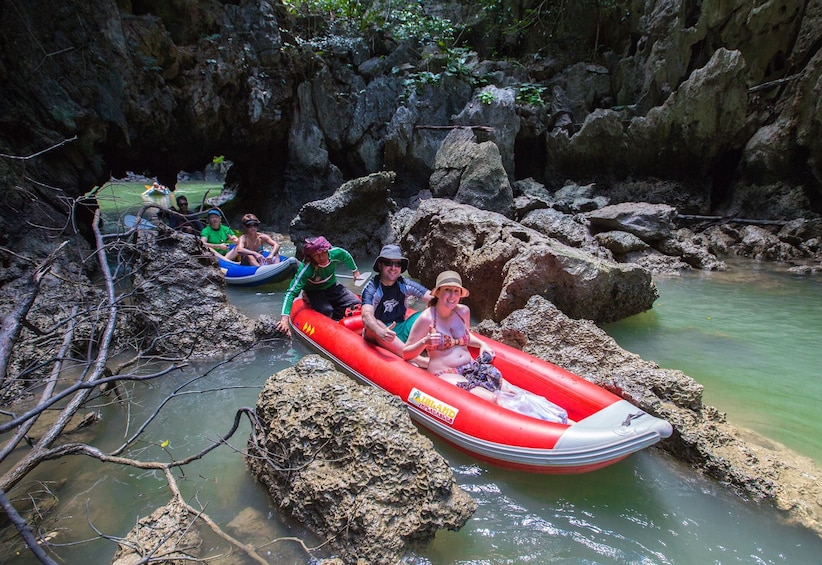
[360,244,433,364]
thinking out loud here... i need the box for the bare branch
[0,211,122,491]
[0,306,78,461]
[748,72,803,93]
[0,135,78,161]
[0,488,59,565]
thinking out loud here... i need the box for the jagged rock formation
[246,355,476,564]
[399,198,658,323]
[127,225,283,357]
[2,0,820,256]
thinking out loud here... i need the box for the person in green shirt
[277,236,361,336]
[200,209,239,259]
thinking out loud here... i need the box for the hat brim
[435,285,469,298]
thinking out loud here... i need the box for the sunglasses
[243,221,260,227]
[382,260,403,268]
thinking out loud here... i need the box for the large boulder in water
[289,171,398,257]
[400,199,657,323]
[128,225,281,357]
[246,355,476,564]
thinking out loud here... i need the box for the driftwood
[748,73,802,94]
[675,214,788,226]
[414,125,495,132]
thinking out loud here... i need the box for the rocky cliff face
[1,0,820,252]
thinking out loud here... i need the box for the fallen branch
[0,135,78,160]
[748,73,803,94]
[414,125,495,132]
[39,407,300,565]
[674,214,789,226]
[0,306,78,461]
[0,489,59,565]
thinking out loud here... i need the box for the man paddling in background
[360,244,432,364]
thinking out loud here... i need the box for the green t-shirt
[200,225,234,255]
[280,247,358,316]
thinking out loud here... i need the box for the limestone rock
[290,171,398,257]
[734,225,808,262]
[594,231,650,255]
[429,128,514,217]
[112,498,202,565]
[587,202,678,242]
[128,226,279,357]
[452,85,520,181]
[246,355,476,564]
[521,207,606,256]
[400,199,657,323]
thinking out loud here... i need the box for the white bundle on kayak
[496,384,569,423]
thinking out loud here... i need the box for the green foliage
[281,0,455,44]
[397,45,489,103]
[212,155,226,165]
[477,90,497,105]
[499,0,630,44]
[378,5,455,42]
[516,83,547,107]
[398,70,440,103]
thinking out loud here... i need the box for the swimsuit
[431,308,470,350]
[431,311,502,391]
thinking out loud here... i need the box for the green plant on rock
[516,83,547,107]
[281,0,455,45]
[498,0,630,54]
[477,90,497,105]
[442,46,473,81]
[398,70,441,103]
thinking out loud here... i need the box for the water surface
[605,261,822,466]
[4,263,821,564]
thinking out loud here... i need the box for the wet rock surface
[246,355,476,564]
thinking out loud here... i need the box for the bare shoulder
[413,308,434,326]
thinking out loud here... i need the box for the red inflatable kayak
[290,298,672,474]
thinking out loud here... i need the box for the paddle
[337,272,371,287]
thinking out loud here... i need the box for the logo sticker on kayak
[408,388,458,425]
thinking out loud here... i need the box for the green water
[605,261,822,466]
[4,263,822,563]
